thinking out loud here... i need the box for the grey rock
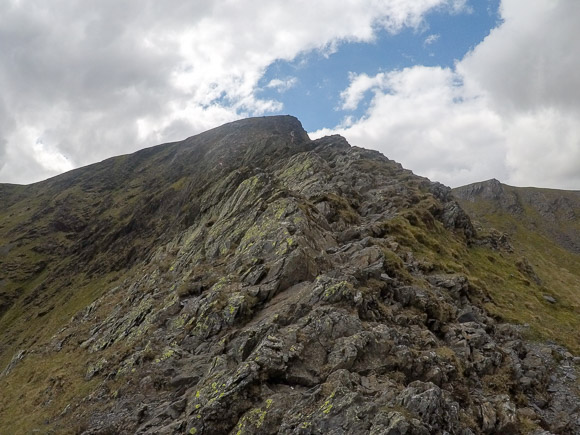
[457,310,477,323]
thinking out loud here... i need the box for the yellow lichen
[319,391,336,415]
[154,348,175,364]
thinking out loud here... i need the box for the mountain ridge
[454,178,580,254]
[0,116,578,434]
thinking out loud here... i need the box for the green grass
[454,191,580,353]
[0,349,98,434]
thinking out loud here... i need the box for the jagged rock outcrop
[0,116,578,434]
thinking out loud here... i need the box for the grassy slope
[453,186,580,353]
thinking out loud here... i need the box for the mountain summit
[1,116,578,434]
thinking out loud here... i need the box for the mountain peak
[453,178,505,202]
[179,115,312,167]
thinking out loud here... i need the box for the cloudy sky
[0,0,578,189]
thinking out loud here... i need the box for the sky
[0,0,579,189]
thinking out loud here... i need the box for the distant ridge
[454,178,580,254]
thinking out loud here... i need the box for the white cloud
[459,0,580,113]
[0,0,461,184]
[423,33,440,46]
[266,78,298,93]
[314,66,508,187]
[32,140,75,173]
[503,109,580,188]
[317,0,580,189]
[339,72,390,111]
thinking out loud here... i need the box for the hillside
[0,116,578,434]
[454,179,580,254]
[453,180,580,354]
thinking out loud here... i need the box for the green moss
[320,193,360,224]
[236,404,270,433]
[154,347,175,364]
[278,156,317,182]
[170,177,188,191]
[275,237,295,255]
[322,280,354,301]
[172,313,188,329]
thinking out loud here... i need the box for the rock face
[0,116,578,434]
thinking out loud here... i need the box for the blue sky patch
[258,0,501,132]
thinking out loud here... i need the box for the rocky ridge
[0,116,578,434]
